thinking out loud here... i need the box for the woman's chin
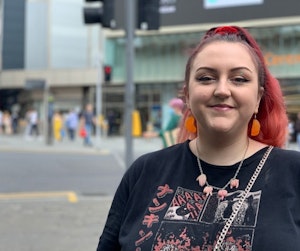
[209,125,233,134]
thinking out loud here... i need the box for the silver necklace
[196,139,249,199]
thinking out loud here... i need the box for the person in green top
[159,98,184,147]
[143,97,184,147]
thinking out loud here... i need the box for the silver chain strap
[213,146,274,251]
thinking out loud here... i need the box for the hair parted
[177,25,288,147]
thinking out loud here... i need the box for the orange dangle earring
[185,115,197,133]
[251,114,261,136]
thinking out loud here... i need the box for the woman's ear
[183,85,190,109]
[255,87,264,113]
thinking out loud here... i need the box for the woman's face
[185,41,263,136]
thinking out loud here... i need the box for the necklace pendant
[230,178,239,189]
[203,186,213,196]
[217,189,228,200]
[196,174,207,187]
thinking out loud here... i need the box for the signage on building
[204,0,263,9]
[25,79,46,90]
[115,0,299,30]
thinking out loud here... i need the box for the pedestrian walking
[294,112,300,150]
[143,97,184,147]
[81,103,95,146]
[0,109,3,134]
[2,110,12,135]
[53,111,64,142]
[29,108,39,137]
[65,109,79,141]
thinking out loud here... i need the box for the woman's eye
[231,77,249,84]
[196,76,214,82]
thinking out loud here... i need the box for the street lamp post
[124,0,135,168]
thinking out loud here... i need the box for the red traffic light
[104,65,111,74]
[104,65,112,82]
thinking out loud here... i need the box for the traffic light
[104,65,112,83]
[83,0,115,28]
[137,0,160,30]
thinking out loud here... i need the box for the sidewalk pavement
[0,134,298,154]
[0,134,165,251]
[0,133,163,156]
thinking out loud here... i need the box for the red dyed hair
[177,26,288,147]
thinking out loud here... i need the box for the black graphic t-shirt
[97,141,300,251]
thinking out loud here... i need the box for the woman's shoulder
[270,147,300,169]
[136,140,190,164]
[126,141,191,174]
[245,145,300,171]
[251,143,300,161]
[272,147,300,159]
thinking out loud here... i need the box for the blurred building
[0,0,101,130]
[1,0,300,134]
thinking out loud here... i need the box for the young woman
[96,26,300,251]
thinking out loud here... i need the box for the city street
[0,196,112,251]
[1,0,300,250]
[0,151,123,196]
[0,134,162,251]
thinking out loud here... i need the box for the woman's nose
[213,78,231,98]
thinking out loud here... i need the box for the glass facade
[251,26,300,78]
[107,26,300,82]
[250,26,300,114]
[26,0,100,69]
[106,25,300,117]
[25,0,48,69]
[107,32,204,83]
[2,0,25,69]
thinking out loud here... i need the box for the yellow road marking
[0,191,78,203]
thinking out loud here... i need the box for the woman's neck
[191,136,250,166]
[190,135,267,166]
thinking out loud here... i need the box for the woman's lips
[210,104,234,111]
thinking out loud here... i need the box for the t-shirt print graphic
[152,187,262,251]
[164,187,206,221]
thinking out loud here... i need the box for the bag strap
[213,146,274,251]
